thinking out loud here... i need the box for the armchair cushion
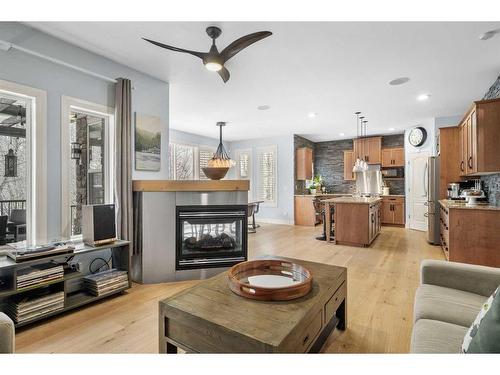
[411,319,467,353]
[414,284,487,327]
[420,259,500,297]
[0,312,14,353]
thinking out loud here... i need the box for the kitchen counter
[294,193,352,197]
[323,196,382,205]
[382,194,405,197]
[439,199,500,211]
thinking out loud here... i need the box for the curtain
[115,78,133,249]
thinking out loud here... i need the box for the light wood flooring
[15,224,444,353]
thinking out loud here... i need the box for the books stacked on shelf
[4,290,64,324]
[16,264,65,290]
[83,269,128,296]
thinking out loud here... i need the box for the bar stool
[313,198,334,241]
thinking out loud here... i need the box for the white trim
[234,148,253,199]
[0,79,47,245]
[60,96,115,239]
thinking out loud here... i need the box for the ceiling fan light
[205,62,223,72]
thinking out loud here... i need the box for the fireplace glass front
[176,205,248,270]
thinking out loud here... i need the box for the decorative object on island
[134,113,161,171]
[4,148,17,177]
[228,259,313,301]
[202,122,234,180]
[143,26,272,83]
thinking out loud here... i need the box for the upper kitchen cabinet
[343,150,355,180]
[353,137,382,164]
[459,98,500,176]
[381,147,405,167]
[296,147,313,180]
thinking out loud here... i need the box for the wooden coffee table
[159,256,347,353]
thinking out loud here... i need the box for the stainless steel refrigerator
[426,156,440,244]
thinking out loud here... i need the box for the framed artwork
[135,113,161,171]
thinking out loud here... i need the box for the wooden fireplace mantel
[132,180,250,192]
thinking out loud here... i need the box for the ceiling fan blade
[218,67,230,83]
[220,31,272,63]
[142,38,207,59]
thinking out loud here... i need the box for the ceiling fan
[143,26,272,83]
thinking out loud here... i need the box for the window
[257,145,277,206]
[61,96,114,239]
[0,80,47,246]
[169,141,215,180]
[235,149,252,199]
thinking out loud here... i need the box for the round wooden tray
[228,259,313,301]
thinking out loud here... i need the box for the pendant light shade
[207,122,235,168]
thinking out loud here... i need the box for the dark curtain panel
[115,78,133,250]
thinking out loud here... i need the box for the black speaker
[82,204,117,246]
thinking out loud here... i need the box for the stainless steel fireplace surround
[132,188,248,283]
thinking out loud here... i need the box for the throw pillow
[461,286,500,353]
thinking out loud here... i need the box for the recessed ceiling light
[257,105,270,111]
[339,132,345,136]
[479,29,499,40]
[389,77,410,86]
[388,127,396,131]
[417,93,431,101]
[308,112,317,118]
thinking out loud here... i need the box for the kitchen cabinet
[353,137,382,164]
[438,127,461,199]
[381,147,405,167]
[294,196,318,226]
[458,98,500,176]
[343,150,355,180]
[381,196,405,226]
[296,147,313,180]
[440,201,500,267]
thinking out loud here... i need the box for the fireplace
[176,205,248,270]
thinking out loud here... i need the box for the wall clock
[408,126,427,147]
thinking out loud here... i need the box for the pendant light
[207,122,235,168]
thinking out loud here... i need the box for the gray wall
[481,75,500,205]
[0,22,169,241]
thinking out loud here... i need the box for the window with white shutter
[235,149,253,199]
[257,145,277,206]
[169,142,196,180]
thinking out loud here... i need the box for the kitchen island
[324,196,382,246]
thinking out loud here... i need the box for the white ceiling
[27,22,500,142]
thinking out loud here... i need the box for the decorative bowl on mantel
[227,259,313,301]
[202,167,229,180]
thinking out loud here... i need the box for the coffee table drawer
[298,309,323,352]
[324,281,346,323]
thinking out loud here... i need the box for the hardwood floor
[15,224,443,353]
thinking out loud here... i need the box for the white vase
[310,189,317,195]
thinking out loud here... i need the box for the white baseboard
[256,218,294,225]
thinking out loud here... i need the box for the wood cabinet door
[468,110,477,174]
[381,149,392,167]
[343,150,355,180]
[393,202,405,225]
[296,148,313,180]
[366,137,381,164]
[353,139,365,161]
[381,201,393,224]
[392,148,405,167]
[459,124,467,176]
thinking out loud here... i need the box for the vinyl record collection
[4,290,64,324]
[16,264,65,289]
[83,269,128,296]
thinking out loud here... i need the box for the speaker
[82,204,117,246]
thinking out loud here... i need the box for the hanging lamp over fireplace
[208,122,235,168]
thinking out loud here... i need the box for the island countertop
[323,196,383,205]
[133,180,250,192]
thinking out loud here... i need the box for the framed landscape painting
[135,113,161,171]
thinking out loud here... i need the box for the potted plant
[309,175,323,195]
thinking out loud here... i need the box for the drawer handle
[303,334,310,346]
